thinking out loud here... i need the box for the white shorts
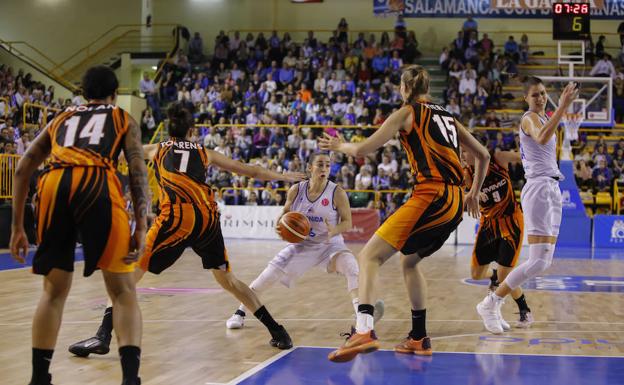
[520,177,563,237]
[269,242,352,288]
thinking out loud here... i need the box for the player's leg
[102,270,142,385]
[226,247,293,329]
[496,266,533,328]
[328,251,385,323]
[212,269,292,349]
[30,269,73,385]
[196,210,292,349]
[393,252,432,356]
[478,182,559,332]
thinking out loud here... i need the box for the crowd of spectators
[2,16,624,215]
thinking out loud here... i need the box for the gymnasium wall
[2,0,621,66]
[0,47,73,100]
[0,0,141,63]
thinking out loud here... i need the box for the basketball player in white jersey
[476,77,578,333]
[226,152,384,329]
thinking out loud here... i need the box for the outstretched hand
[282,171,307,182]
[318,133,344,152]
[559,82,580,109]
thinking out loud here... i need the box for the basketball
[277,212,311,243]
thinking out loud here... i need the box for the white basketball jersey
[519,111,562,179]
[289,180,343,245]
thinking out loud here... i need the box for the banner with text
[373,0,623,19]
[344,209,380,242]
[593,215,624,248]
[220,206,381,242]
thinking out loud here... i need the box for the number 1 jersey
[47,103,129,170]
[153,138,215,206]
[401,101,463,185]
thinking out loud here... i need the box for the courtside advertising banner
[344,209,380,242]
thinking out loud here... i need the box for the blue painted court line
[235,347,624,385]
[464,275,624,293]
[0,248,84,271]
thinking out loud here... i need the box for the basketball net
[560,112,583,160]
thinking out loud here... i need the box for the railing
[1,24,179,93]
[22,102,61,130]
[0,154,20,199]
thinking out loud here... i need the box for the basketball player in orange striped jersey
[10,66,148,385]
[225,152,384,330]
[68,103,305,357]
[319,64,490,362]
[463,147,533,331]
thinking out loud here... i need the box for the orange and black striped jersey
[466,158,517,219]
[153,138,215,206]
[47,103,129,170]
[401,101,463,185]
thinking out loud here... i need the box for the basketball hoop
[562,112,583,142]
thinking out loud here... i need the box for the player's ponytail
[167,102,193,138]
[401,65,430,105]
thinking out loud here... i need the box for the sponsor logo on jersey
[322,198,329,206]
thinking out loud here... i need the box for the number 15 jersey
[402,101,463,185]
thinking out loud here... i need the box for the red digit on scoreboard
[581,3,589,13]
[573,4,580,13]
[555,3,562,13]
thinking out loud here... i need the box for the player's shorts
[521,177,562,237]
[33,167,131,277]
[269,241,352,287]
[376,182,463,257]
[139,202,229,274]
[472,205,524,268]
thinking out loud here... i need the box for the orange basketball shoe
[328,327,380,363]
[394,336,433,356]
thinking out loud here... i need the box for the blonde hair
[401,65,430,105]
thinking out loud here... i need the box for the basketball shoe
[269,325,293,349]
[68,326,111,357]
[516,310,534,328]
[476,292,504,334]
[328,326,380,363]
[226,310,245,329]
[394,336,433,356]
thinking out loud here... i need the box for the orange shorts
[33,167,132,276]
[376,182,463,257]
[139,203,230,274]
[472,205,524,268]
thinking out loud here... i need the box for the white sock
[356,312,374,334]
[352,298,359,317]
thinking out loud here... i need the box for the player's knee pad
[249,264,284,293]
[524,243,554,276]
[334,253,359,292]
[505,243,554,289]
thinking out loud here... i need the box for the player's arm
[523,82,578,145]
[325,186,352,238]
[123,116,150,255]
[118,143,159,162]
[206,149,305,182]
[494,150,521,169]
[10,124,52,262]
[456,119,490,218]
[319,105,410,156]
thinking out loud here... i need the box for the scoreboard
[552,2,591,40]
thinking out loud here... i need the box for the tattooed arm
[123,116,150,257]
[10,125,52,262]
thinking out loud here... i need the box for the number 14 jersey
[402,101,464,185]
[48,103,129,170]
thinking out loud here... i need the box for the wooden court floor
[1,240,623,384]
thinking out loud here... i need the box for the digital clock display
[552,2,591,40]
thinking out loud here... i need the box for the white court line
[297,345,624,358]
[3,318,624,327]
[216,348,297,385]
[431,329,624,341]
